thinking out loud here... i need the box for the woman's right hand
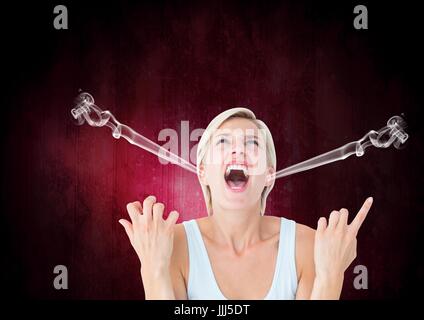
[119,195,179,273]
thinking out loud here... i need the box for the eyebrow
[213,133,260,140]
[214,133,231,138]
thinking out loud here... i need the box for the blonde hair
[196,108,276,216]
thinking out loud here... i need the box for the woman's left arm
[296,197,373,300]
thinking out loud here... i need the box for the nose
[231,138,245,157]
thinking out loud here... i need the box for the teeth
[225,164,248,177]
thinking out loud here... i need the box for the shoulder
[262,215,314,241]
[271,217,315,257]
[294,222,315,280]
[173,221,188,241]
[295,222,315,245]
[174,217,210,241]
[172,222,189,261]
[170,222,189,282]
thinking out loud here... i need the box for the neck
[209,202,263,254]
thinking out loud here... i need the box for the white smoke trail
[71,92,408,180]
[272,115,408,179]
[70,92,197,174]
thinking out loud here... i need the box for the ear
[198,163,208,185]
[265,166,275,187]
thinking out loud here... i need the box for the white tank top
[182,217,298,300]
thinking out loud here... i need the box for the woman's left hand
[314,197,373,282]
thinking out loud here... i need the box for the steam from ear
[355,115,408,156]
[70,92,197,173]
[273,115,409,180]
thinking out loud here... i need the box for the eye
[216,137,230,145]
[246,139,259,146]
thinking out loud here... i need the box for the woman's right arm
[119,195,184,299]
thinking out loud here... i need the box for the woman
[119,108,373,299]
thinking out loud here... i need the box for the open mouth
[224,164,249,192]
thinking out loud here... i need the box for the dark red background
[1,0,423,299]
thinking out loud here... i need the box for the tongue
[227,179,246,189]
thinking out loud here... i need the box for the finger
[126,201,142,224]
[328,210,340,229]
[317,217,327,232]
[166,210,179,226]
[119,219,134,243]
[143,195,157,220]
[133,201,142,212]
[152,202,165,224]
[338,208,349,229]
[350,197,373,235]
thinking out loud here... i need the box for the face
[200,117,274,213]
